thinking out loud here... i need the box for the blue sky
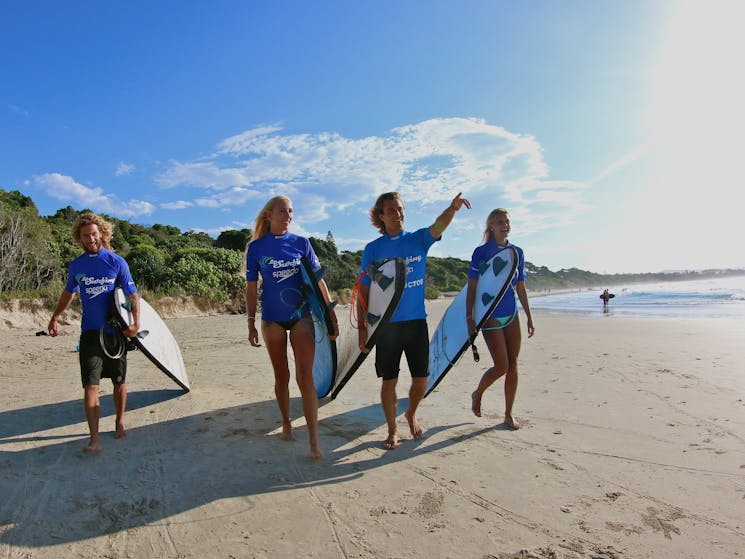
[2,1,742,273]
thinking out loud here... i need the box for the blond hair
[71,212,113,250]
[369,192,402,235]
[250,196,292,243]
[483,208,509,244]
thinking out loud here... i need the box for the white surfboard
[299,257,338,398]
[113,288,190,392]
[425,246,517,397]
[330,257,406,399]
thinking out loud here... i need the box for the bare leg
[262,322,294,441]
[83,385,102,453]
[381,378,399,449]
[113,382,127,438]
[405,377,426,439]
[502,319,522,429]
[472,322,509,418]
[290,320,322,459]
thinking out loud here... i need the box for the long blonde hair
[250,195,291,243]
[482,208,509,244]
[369,192,402,235]
[71,212,113,250]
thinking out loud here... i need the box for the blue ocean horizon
[529,275,745,320]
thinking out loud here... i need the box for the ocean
[529,275,745,320]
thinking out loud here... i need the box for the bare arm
[48,290,76,336]
[122,292,141,338]
[317,278,339,340]
[246,281,260,347]
[515,281,535,338]
[429,192,471,238]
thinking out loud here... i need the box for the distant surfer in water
[48,212,140,453]
[359,191,471,449]
[468,208,534,429]
[245,196,338,459]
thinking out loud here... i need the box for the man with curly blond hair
[49,212,140,453]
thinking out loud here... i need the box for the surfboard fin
[327,301,338,311]
[136,330,150,339]
[481,292,495,306]
[478,261,489,276]
[492,257,507,276]
[367,312,381,326]
[121,300,134,312]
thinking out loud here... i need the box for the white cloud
[32,173,155,218]
[154,117,589,230]
[115,162,135,176]
[161,200,193,210]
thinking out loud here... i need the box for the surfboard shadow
[0,397,491,548]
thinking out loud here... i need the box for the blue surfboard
[299,257,338,398]
[425,246,518,397]
[330,257,406,399]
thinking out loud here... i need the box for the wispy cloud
[591,144,650,184]
[154,117,589,230]
[32,173,155,218]
[8,104,31,117]
[115,162,135,176]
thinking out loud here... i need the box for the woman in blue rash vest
[467,208,534,429]
[245,196,337,459]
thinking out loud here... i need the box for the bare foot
[309,444,323,460]
[114,424,126,439]
[83,437,102,453]
[471,391,482,417]
[405,411,423,440]
[280,421,294,441]
[383,432,400,450]
[504,414,520,430]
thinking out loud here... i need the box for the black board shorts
[374,319,430,380]
[79,330,127,387]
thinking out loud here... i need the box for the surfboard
[425,246,518,397]
[600,293,615,300]
[330,257,406,399]
[112,288,190,392]
[299,257,338,398]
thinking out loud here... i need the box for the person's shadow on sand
[0,392,493,547]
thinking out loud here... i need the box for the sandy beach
[1,300,744,558]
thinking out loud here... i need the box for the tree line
[1,188,743,309]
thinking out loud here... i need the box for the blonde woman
[467,209,534,429]
[245,196,337,459]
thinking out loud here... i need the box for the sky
[1,0,743,273]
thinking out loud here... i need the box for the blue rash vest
[64,247,138,333]
[245,232,321,322]
[467,240,526,319]
[360,228,439,323]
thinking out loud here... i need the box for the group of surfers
[48,192,535,458]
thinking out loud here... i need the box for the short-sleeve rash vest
[64,247,138,333]
[360,228,438,322]
[467,240,526,319]
[245,233,321,322]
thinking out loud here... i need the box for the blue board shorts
[79,330,127,387]
[374,319,430,380]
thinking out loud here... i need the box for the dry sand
[1,300,744,558]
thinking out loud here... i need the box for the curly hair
[71,212,113,250]
[369,192,402,235]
